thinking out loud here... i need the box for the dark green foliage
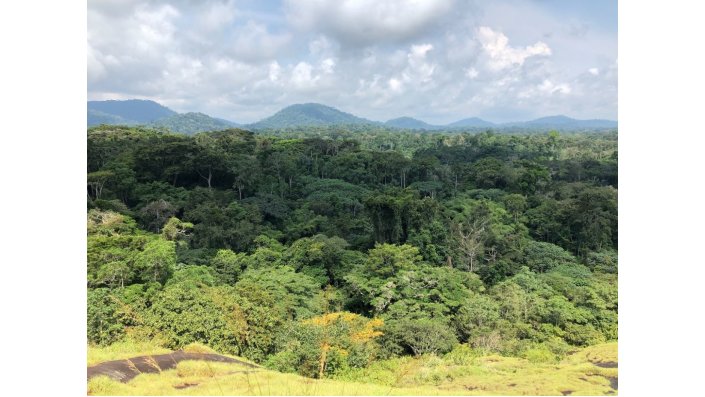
[384,318,458,356]
[87,288,127,345]
[522,241,578,273]
[150,112,237,135]
[87,126,617,377]
[145,283,246,354]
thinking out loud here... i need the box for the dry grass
[87,342,618,396]
[87,339,170,366]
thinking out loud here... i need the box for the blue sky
[88,0,617,124]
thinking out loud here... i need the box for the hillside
[87,99,177,123]
[385,117,440,130]
[150,112,238,134]
[87,100,617,132]
[448,117,496,128]
[247,103,377,129]
[87,341,618,396]
[87,109,138,127]
[507,115,618,130]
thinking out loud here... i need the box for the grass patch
[87,339,170,366]
[87,342,617,396]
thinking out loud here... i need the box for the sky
[87,0,617,124]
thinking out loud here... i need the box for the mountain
[87,109,138,126]
[87,99,177,123]
[385,117,440,130]
[508,115,618,130]
[447,117,496,128]
[150,112,239,135]
[87,100,241,134]
[248,103,377,129]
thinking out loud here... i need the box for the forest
[87,125,617,379]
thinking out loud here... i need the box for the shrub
[444,344,478,365]
[522,241,578,273]
[386,318,458,356]
[521,345,557,363]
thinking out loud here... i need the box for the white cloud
[404,44,436,83]
[477,26,551,71]
[228,21,292,62]
[285,0,455,47]
[197,0,236,31]
[87,0,617,123]
[321,58,336,74]
[291,62,319,88]
[388,78,403,92]
[268,61,282,82]
[538,79,571,94]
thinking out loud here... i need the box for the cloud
[477,26,551,71]
[404,44,436,83]
[88,0,617,123]
[227,21,292,62]
[285,0,455,47]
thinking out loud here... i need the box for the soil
[87,350,260,383]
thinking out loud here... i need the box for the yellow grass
[88,342,617,396]
[87,339,170,366]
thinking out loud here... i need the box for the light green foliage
[135,239,176,284]
[145,283,247,354]
[210,249,246,285]
[522,241,578,273]
[87,288,127,345]
[586,249,618,273]
[165,265,216,287]
[236,266,324,320]
[385,318,458,356]
[161,216,193,242]
[268,312,384,378]
[364,243,423,279]
[283,234,351,286]
[87,127,617,379]
[454,294,501,342]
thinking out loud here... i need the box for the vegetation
[87,341,617,395]
[150,112,237,135]
[87,123,617,391]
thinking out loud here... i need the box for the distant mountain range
[246,103,376,129]
[87,100,617,133]
[385,117,439,130]
[87,100,238,134]
[88,99,177,123]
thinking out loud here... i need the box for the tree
[135,239,176,284]
[363,243,422,279]
[231,154,260,200]
[161,217,193,242]
[140,199,176,233]
[454,294,500,342]
[522,241,578,273]
[268,312,383,378]
[87,170,113,200]
[210,249,246,285]
[146,283,247,354]
[387,318,458,356]
[502,194,527,223]
[87,288,126,345]
[452,217,486,272]
[235,266,323,320]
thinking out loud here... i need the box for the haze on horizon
[88,0,617,124]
